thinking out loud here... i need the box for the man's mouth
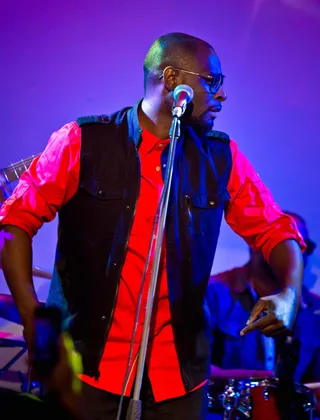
[208,106,222,118]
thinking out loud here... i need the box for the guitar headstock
[1,155,40,184]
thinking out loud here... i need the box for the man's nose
[214,86,227,102]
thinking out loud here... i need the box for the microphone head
[173,84,194,104]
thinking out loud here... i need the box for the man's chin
[189,116,215,133]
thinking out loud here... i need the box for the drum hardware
[262,387,269,401]
[0,293,46,392]
[214,377,317,420]
[221,379,239,420]
[207,393,215,410]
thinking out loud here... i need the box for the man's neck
[139,98,172,140]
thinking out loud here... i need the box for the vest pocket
[79,177,123,200]
[191,189,230,209]
[189,189,230,236]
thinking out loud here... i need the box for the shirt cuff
[262,231,306,263]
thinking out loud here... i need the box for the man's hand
[43,332,83,396]
[39,333,88,420]
[240,287,298,337]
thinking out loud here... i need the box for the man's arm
[225,140,305,336]
[240,240,303,336]
[0,122,80,348]
[269,239,303,299]
[0,227,37,343]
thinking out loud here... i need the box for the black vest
[47,104,232,390]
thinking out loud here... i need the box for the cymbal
[32,266,52,279]
[0,264,51,279]
[304,382,320,390]
[0,294,45,324]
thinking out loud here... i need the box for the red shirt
[0,121,306,401]
[81,128,191,401]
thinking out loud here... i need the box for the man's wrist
[281,286,299,300]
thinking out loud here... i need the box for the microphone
[172,85,194,118]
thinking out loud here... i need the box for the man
[0,32,305,420]
[206,211,319,418]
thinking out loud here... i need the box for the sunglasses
[159,66,225,94]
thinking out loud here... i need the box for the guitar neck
[1,154,40,184]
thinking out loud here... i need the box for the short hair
[143,32,214,91]
[283,210,306,225]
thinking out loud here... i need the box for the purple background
[0,0,320,300]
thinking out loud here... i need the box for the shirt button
[209,201,215,206]
[126,205,131,211]
[98,190,104,196]
[101,315,107,321]
[158,143,163,148]
[156,166,160,172]
[163,164,166,168]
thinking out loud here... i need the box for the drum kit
[0,265,49,391]
[0,266,50,323]
[208,377,319,419]
[0,273,319,418]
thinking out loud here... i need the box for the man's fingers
[246,298,273,325]
[240,313,277,336]
[261,324,288,337]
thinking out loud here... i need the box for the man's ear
[162,66,179,91]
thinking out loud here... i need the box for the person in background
[206,211,319,418]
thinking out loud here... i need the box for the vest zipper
[185,194,192,219]
[95,271,120,380]
[96,146,141,377]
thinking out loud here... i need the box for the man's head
[143,32,227,132]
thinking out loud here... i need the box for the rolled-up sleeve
[0,122,81,238]
[225,139,306,261]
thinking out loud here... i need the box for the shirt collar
[127,100,230,147]
[139,129,170,156]
[127,99,170,155]
[127,99,143,148]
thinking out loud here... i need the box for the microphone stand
[126,115,181,420]
[275,335,301,420]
